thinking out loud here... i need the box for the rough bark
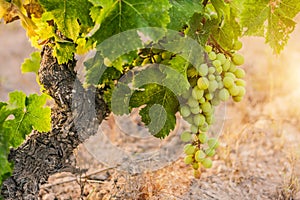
[1,45,108,199]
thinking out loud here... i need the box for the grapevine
[0,0,300,199]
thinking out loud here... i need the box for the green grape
[151,48,162,54]
[208,66,216,74]
[151,54,162,63]
[229,63,237,73]
[190,124,198,134]
[211,98,220,106]
[193,169,201,179]
[212,60,221,68]
[181,131,192,142]
[233,40,243,50]
[199,97,206,104]
[198,132,207,143]
[232,53,244,66]
[208,80,218,93]
[223,76,234,88]
[199,122,209,132]
[192,162,200,170]
[233,96,243,102]
[222,59,231,72]
[205,93,214,101]
[161,51,172,60]
[201,158,213,168]
[195,150,206,162]
[182,89,191,99]
[235,79,246,87]
[197,77,209,90]
[207,138,219,149]
[201,102,212,113]
[210,12,218,19]
[205,148,216,157]
[206,115,214,125]
[215,66,223,74]
[188,97,199,108]
[216,53,226,64]
[185,115,194,124]
[193,114,205,126]
[192,86,204,100]
[184,144,196,155]
[208,51,217,60]
[218,88,230,101]
[190,105,201,114]
[197,63,209,76]
[184,155,194,164]
[141,57,150,66]
[208,74,215,81]
[215,75,222,82]
[238,86,246,97]
[218,81,224,89]
[104,57,113,67]
[225,72,236,80]
[228,85,239,96]
[234,68,246,78]
[205,45,213,53]
[180,105,191,118]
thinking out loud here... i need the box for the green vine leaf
[39,0,93,41]
[241,0,300,53]
[89,0,171,43]
[21,51,41,74]
[168,0,203,31]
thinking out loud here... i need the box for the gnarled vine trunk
[1,45,108,199]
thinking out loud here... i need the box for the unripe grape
[205,93,214,101]
[229,63,237,73]
[190,124,198,134]
[141,57,150,66]
[192,162,200,170]
[184,155,194,164]
[207,138,219,149]
[197,77,209,90]
[206,115,214,125]
[222,59,231,72]
[181,131,192,142]
[205,148,216,157]
[208,51,217,60]
[182,89,191,99]
[218,88,230,101]
[201,102,212,113]
[223,76,234,88]
[193,114,205,126]
[210,12,218,19]
[212,60,221,68]
[218,81,224,89]
[216,75,222,82]
[235,79,246,87]
[201,158,213,168]
[190,105,201,114]
[161,51,172,60]
[188,97,199,108]
[208,67,216,74]
[228,85,239,96]
[192,87,204,100]
[233,96,243,102]
[104,57,113,67]
[205,45,213,53]
[215,66,223,74]
[208,74,215,81]
[234,68,246,78]
[151,48,162,54]
[199,122,209,132]
[233,40,243,50]
[216,53,226,64]
[185,115,194,124]
[197,63,209,76]
[208,80,218,93]
[180,105,191,118]
[232,53,244,66]
[211,98,220,106]
[184,144,196,155]
[225,72,236,79]
[193,169,201,179]
[199,97,206,104]
[238,86,246,97]
[195,150,206,162]
[198,132,207,143]
[152,54,162,63]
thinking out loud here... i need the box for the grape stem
[210,36,233,57]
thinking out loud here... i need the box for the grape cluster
[179,42,246,177]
